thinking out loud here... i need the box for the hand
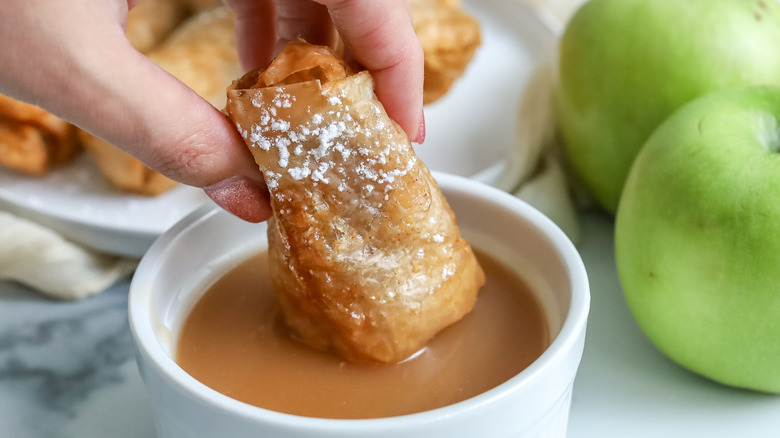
[227,0,425,143]
[0,0,423,223]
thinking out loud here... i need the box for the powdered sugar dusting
[264,170,281,189]
[271,120,290,132]
[287,163,311,180]
[240,85,417,210]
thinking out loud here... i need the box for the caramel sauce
[176,251,548,419]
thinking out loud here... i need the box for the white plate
[420,0,556,189]
[0,154,208,258]
[0,0,555,258]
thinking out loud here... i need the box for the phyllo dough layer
[226,42,484,363]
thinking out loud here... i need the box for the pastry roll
[78,130,178,195]
[125,0,193,54]
[178,0,224,13]
[0,94,79,175]
[412,0,481,104]
[83,6,241,195]
[225,42,485,363]
[146,6,241,108]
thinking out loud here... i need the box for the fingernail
[203,176,272,223]
[415,111,426,144]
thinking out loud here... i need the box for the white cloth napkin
[507,0,588,242]
[0,211,137,299]
[510,53,580,243]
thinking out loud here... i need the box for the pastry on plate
[0,95,80,175]
[125,0,193,54]
[146,5,241,108]
[412,0,481,104]
[78,130,178,196]
[83,6,241,195]
[178,0,223,13]
[226,41,485,363]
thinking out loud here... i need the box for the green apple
[556,0,780,213]
[615,86,780,392]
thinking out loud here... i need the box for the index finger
[315,0,425,143]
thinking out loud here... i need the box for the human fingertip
[203,176,272,223]
[414,110,426,144]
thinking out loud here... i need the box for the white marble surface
[1,212,779,437]
[0,278,156,438]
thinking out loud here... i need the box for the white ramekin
[129,172,589,438]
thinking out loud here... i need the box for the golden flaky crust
[125,0,193,54]
[413,0,481,104]
[125,0,224,53]
[84,6,240,195]
[78,130,178,195]
[226,42,485,363]
[177,0,223,13]
[146,6,241,108]
[0,95,80,175]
